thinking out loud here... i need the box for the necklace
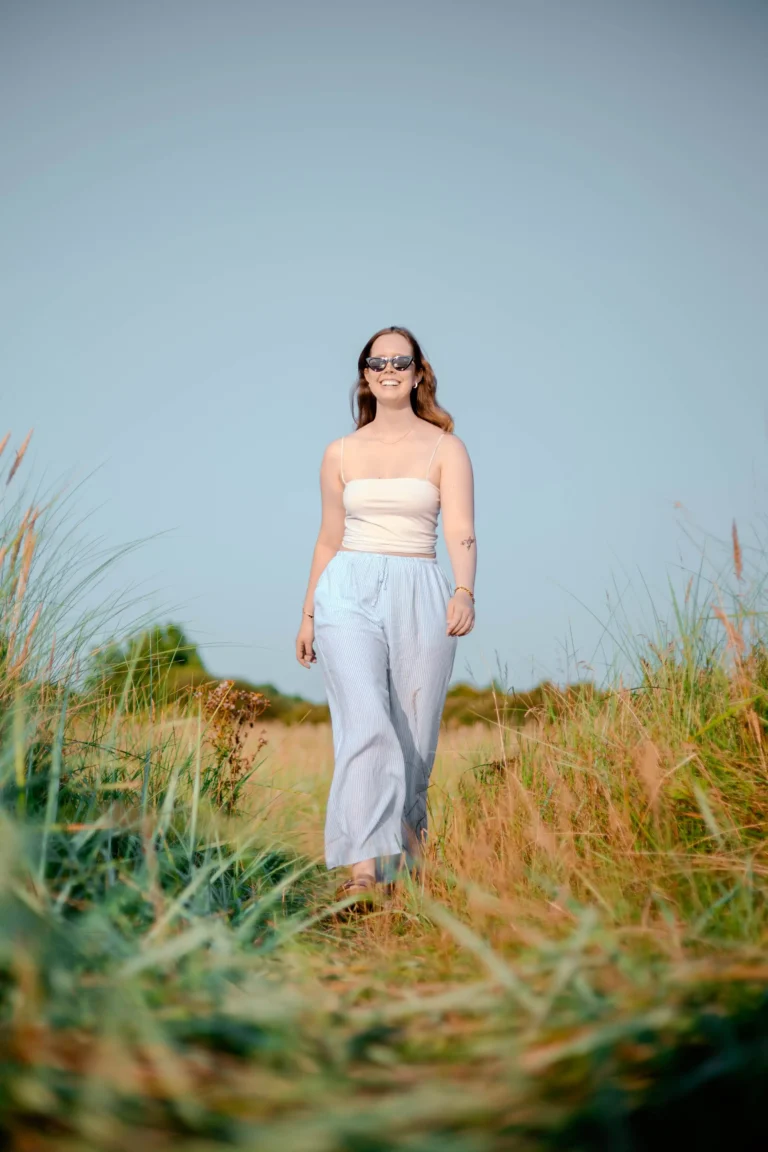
[367,427,415,446]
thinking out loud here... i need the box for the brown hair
[350,326,454,433]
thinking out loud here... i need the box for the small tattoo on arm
[460,536,476,551]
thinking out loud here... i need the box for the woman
[295,326,476,898]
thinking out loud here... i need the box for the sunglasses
[365,355,415,372]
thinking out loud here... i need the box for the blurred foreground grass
[1,434,768,1150]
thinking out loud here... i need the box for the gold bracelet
[303,610,314,618]
[454,585,475,604]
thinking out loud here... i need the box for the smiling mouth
[381,378,400,386]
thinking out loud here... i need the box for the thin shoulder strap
[425,432,446,479]
[340,436,346,484]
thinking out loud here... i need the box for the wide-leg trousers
[313,551,457,874]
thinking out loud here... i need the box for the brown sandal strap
[339,876,375,892]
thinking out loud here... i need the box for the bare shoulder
[321,437,345,463]
[319,438,346,485]
[439,432,471,464]
[417,419,456,448]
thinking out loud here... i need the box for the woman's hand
[296,616,317,668]
[446,590,475,636]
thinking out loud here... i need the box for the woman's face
[363,332,422,406]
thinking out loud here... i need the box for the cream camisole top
[340,433,445,556]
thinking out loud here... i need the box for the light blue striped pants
[313,551,457,874]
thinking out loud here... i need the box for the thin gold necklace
[367,427,415,446]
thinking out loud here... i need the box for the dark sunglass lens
[366,357,387,371]
[393,356,414,371]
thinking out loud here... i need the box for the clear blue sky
[2,0,766,702]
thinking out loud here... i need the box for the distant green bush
[85,624,332,723]
[85,623,603,728]
[441,678,603,727]
[86,621,206,706]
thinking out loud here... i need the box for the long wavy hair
[350,326,454,433]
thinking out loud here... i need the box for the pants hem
[326,843,403,871]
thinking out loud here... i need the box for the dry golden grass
[238,718,518,864]
[78,631,768,974]
[241,643,768,987]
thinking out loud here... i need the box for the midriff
[338,545,436,559]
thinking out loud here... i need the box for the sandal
[335,875,377,901]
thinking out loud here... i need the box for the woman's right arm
[296,439,345,669]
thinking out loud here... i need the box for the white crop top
[340,433,445,556]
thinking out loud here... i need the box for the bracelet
[303,610,314,618]
[454,585,475,604]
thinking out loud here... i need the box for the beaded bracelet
[454,585,475,604]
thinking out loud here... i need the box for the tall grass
[1,436,767,1149]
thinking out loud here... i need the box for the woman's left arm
[439,435,476,637]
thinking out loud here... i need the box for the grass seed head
[634,738,662,812]
[732,519,743,583]
[6,429,33,486]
